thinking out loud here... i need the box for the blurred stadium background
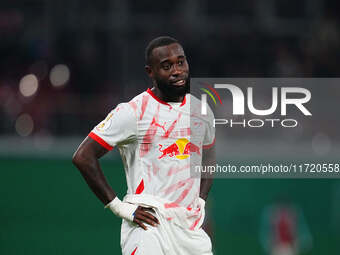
[1,0,340,254]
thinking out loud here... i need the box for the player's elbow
[72,149,88,169]
[72,150,81,167]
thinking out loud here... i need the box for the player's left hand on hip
[133,206,160,230]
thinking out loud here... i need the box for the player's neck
[151,87,184,103]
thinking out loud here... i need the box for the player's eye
[178,60,183,66]
[162,64,171,70]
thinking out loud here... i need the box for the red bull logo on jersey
[158,138,201,159]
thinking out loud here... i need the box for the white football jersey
[89,88,215,230]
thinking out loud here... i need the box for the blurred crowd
[0,0,340,138]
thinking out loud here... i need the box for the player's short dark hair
[145,36,179,65]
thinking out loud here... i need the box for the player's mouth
[171,79,186,87]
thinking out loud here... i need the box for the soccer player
[72,36,215,255]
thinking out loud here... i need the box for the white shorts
[120,208,213,255]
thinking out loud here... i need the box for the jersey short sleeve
[203,105,215,148]
[89,103,137,150]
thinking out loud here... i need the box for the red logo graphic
[158,138,200,159]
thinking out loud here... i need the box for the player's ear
[145,65,153,78]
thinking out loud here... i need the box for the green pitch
[0,157,338,254]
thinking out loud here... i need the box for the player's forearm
[72,153,116,205]
[200,146,216,201]
[199,178,213,201]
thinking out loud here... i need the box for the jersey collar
[147,88,186,107]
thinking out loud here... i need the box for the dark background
[1,0,340,136]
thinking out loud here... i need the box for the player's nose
[171,68,183,78]
[171,65,182,77]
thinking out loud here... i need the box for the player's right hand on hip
[133,206,160,230]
